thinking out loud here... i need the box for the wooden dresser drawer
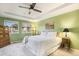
[0,34,4,38]
[0,30,4,33]
[0,25,10,48]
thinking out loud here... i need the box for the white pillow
[47,32,56,37]
[42,32,57,40]
[41,31,48,36]
[22,36,29,44]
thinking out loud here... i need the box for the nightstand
[60,37,71,50]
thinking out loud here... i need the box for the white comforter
[25,32,62,56]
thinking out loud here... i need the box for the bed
[24,32,62,56]
[0,32,62,56]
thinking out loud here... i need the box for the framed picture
[45,22,54,29]
[4,20,19,34]
[21,22,31,33]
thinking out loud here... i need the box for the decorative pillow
[47,32,56,37]
[41,31,48,36]
[22,36,29,44]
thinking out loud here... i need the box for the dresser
[0,25,10,48]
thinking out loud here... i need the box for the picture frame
[21,22,31,33]
[45,22,54,29]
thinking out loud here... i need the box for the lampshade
[63,28,69,32]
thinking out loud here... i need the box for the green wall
[0,17,31,43]
[0,18,4,25]
[38,10,79,49]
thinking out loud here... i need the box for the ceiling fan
[19,3,42,14]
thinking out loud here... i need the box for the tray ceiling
[0,3,78,22]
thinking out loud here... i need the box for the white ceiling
[0,3,79,22]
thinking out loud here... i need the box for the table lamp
[63,28,69,37]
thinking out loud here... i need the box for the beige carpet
[50,48,79,56]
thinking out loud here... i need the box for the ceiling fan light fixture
[19,3,42,14]
[29,11,31,14]
[29,9,32,14]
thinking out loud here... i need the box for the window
[4,20,19,34]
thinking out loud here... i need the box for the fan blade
[19,6,29,9]
[33,9,42,13]
[30,3,36,9]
